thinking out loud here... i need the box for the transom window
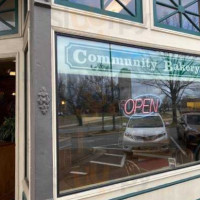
[0,0,18,36]
[55,0,143,22]
[154,0,200,36]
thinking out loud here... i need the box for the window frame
[24,46,29,182]
[55,32,200,198]
[54,0,143,23]
[153,0,200,36]
[0,0,18,36]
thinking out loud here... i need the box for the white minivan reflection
[122,113,169,151]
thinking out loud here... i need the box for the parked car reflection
[177,113,200,147]
[122,113,169,152]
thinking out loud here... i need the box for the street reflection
[58,74,198,193]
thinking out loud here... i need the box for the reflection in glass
[187,115,200,125]
[104,0,135,16]
[57,36,200,195]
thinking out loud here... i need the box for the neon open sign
[123,94,162,116]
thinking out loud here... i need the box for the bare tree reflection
[58,69,119,129]
[58,74,89,126]
[140,55,196,124]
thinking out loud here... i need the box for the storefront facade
[2,0,200,200]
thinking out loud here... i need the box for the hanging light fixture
[9,71,16,76]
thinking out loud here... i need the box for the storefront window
[0,0,18,36]
[56,35,200,195]
[55,0,142,22]
[154,0,200,36]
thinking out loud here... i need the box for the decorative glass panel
[104,0,136,16]
[0,0,18,36]
[154,0,200,35]
[55,0,142,23]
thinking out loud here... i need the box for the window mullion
[179,13,183,28]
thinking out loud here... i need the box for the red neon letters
[124,98,159,115]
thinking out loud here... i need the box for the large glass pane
[68,0,101,8]
[57,35,200,195]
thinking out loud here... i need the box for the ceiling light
[9,71,16,76]
[61,101,66,105]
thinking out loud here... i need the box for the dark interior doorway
[0,59,15,200]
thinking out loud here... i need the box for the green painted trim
[110,174,200,200]
[55,0,143,23]
[0,0,18,36]
[153,0,200,36]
